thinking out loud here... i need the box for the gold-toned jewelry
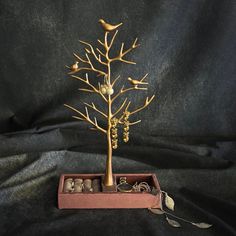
[83,179,93,192]
[123,116,130,143]
[100,84,108,94]
[106,84,114,95]
[74,178,83,192]
[63,178,74,193]
[119,177,127,183]
[117,177,133,192]
[112,139,118,149]
[111,118,118,149]
[132,181,151,192]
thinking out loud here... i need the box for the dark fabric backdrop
[0,0,235,235]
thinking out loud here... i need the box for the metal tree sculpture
[65,19,155,188]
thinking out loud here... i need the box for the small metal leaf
[164,193,175,211]
[166,216,181,228]
[191,222,212,229]
[148,208,164,215]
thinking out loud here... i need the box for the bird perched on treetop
[127,77,148,86]
[98,19,123,32]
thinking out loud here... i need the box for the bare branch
[84,102,108,118]
[94,117,98,126]
[97,39,105,46]
[129,95,155,115]
[70,41,108,74]
[140,73,148,82]
[117,101,131,123]
[111,75,121,87]
[72,116,84,121]
[122,38,140,56]
[109,30,118,49]
[85,53,107,75]
[109,38,140,64]
[129,120,141,125]
[64,103,107,134]
[120,58,136,65]
[79,40,101,62]
[118,119,141,126]
[71,74,108,102]
[96,48,106,57]
[73,53,87,63]
[85,106,89,118]
[111,86,147,103]
[116,96,155,124]
[112,98,128,117]
[79,88,95,93]
[104,32,109,50]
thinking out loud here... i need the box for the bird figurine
[127,77,148,86]
[98,19,123,32]
[70,61,79,71]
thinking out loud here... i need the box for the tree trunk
[104,62,114,186]
[104,127,113,186]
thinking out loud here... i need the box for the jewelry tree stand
[58,19,161,209]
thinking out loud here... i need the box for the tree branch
[69,51,107,76]
[112,98,128,118]
[109,38,140,64]
[111,85,147,103]
[96,48,106,57]
[71,74,108,102]
[129,95,155,115]
[79,40,107,66]
[78,88,95,93]
[111,75,121,87]
[109,30,118,49]
[84,102,108,118]
[129,120,141,125]
[64,104,107,134]
[117,96,155,125]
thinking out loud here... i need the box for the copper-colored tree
[65,20,155,188]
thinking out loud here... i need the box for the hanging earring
[111,118,118,149]
[123,121,129,143]
[123,111,130,143]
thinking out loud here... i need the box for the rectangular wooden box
[58,173,161,209]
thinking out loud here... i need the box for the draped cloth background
[0,0,235,235]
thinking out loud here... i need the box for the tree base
[58,173,161,209]
[101,175,117,192]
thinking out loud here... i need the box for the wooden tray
[58,173,161,209]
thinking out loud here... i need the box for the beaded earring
[123,111,130,143]
[111,118,118,149]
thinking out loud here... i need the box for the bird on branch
[70,61,79,72]
[98,19,123,32]
[127,77,148,86]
